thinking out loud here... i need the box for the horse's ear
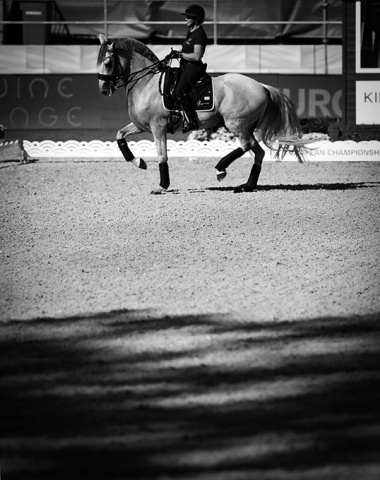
[109,41,115,52]
[99,34,107,45]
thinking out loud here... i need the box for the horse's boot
[181,95,199,133]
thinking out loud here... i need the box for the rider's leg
[173,64,202,133]
[180,93,199,132]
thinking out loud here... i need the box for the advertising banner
[0,74,342,130]
[0,75,103,129]
[356,0,380,72]
[356,80,380,124]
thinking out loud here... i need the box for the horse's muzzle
[101,85,115,96]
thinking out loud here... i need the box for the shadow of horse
[207,181,380,192]
[171,182,380,194]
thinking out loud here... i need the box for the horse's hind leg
[233,136,265,193]
[214,128,263,187]
[215,147,244,181]
[116,123,147,169]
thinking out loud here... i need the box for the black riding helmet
[181,4,206,24]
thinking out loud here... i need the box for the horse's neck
[127,54,157,94]
[130,54,154,77]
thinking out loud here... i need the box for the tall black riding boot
[181,94,199,133]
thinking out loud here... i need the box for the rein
[98,50,165,93]
[126,60,164,93]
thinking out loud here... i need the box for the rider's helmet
[181,4,206,24]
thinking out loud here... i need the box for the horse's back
[213,73,268,116]
[214,73,265,96]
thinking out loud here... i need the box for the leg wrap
[159,163,170,190]
[247,164,262,189]
[117,138,134,162]
[215,147,244,172]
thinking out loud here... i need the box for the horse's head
[97,34,126,96]
[98,36,160,97]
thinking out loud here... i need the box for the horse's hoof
[233,184,256,193]
[150,186,167,195]
[216,169,227,182]
[132,157,147,170]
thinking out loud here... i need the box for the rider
[172,4,208,133]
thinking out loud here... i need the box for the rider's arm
[180,44,205,62]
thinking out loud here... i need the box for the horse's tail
[256,84,308,163]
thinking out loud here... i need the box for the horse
[97,35,310,194]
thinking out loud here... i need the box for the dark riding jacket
[174,25,207,100]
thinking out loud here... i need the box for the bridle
[98,50,129,95]
[98,45,167,96]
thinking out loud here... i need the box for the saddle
[160,65,214,133]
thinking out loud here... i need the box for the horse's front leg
[116,122,147,170]
[150,126,169,195]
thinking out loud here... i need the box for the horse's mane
[97,38,159,66]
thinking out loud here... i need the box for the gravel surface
[1,158,380,479]
[1,158,379,321]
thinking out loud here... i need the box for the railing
[1,0,342,46]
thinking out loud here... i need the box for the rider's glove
[171,50,182,59]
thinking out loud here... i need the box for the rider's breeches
[173,61,204,100]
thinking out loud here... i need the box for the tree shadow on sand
[1,311,380,479]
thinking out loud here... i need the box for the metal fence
[1,0,341,45]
